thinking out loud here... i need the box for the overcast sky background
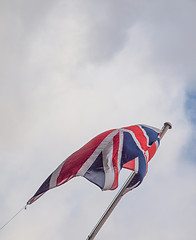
[0,0,196,239]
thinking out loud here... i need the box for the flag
[27,124,160,205]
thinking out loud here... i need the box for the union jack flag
[27,124,161,205]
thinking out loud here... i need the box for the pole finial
[160,122,172,140]
[164,122,172,129]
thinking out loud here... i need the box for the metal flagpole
[159,122,172,140]
[86,171,136,240]
[86,122,172,240]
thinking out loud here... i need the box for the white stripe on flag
[49,160,66,189]
[76,130,119,177]
[155,139,160,149]
[117,129,124,173]
[138,125,150,147]
[140,124,161,134]
[103,140,114,190]
[134,157,139,173]
[145,151,149,162]
[127,180,141,191]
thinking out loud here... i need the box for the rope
[0,204,27,231]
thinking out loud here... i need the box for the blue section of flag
[33,174,51,198]
[84,152,105,189]
[121,132,142,167]
[127,154,147,189]
[121,130,149,190]
[140,125,159,145]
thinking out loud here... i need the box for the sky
[0,0,196,239]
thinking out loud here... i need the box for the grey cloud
[78,0,196,79]
[75,0,139,62]
[138,0,196,79]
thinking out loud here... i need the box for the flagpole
[86,171,136,240]
[159,122,172,140]
[86,122,172,240]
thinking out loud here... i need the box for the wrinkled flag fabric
[27,124,160,205]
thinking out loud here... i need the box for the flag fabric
[27,124,161,205]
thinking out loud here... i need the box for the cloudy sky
[0,0,196,239]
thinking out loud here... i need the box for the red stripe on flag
[110,132,120,190]
[123,159,135,171]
